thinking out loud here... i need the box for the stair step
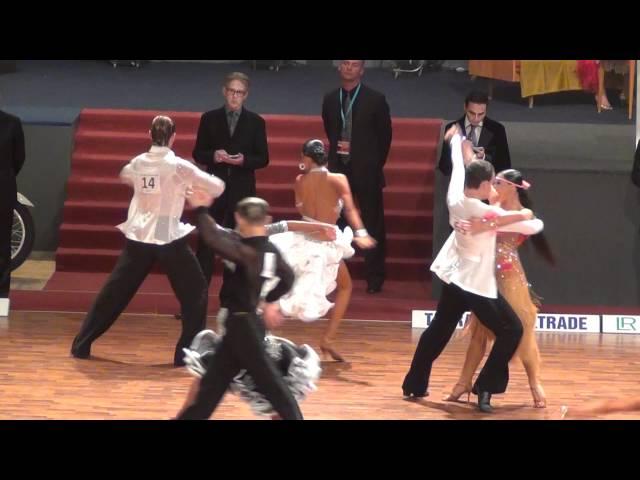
[61,201,434,234]
[56,247,432,280]
[65,176,435,210]
[58,223,433,258]
[72,131,439,166]
[77,109,443,141]
[71,154,437,184]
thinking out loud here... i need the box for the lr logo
[617,317,637,331]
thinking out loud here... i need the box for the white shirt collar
[464,117,483,129]
[149,145,171,154]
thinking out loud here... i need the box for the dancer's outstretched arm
[265,220,336,242]
[333,176,376,250]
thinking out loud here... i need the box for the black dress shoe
[402,376,428,398]
[477,391,493,413]
[366,282,383,294]
[403,389,428,398]
[71,347,90,359]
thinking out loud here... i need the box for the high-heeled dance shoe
[320,342,345,362]
[599,103,613,111]
[560,405,569,419]
[530,384,547,408]
[443,383,472,403]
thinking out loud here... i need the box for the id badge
[337,140,351,156]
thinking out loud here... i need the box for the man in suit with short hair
[192,72,270,287]
[322,60,392,294]
[438,90,511,176]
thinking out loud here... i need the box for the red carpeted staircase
[17,109,443,320]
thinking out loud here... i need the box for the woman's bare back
[295,171,344,224]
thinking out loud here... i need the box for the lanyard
[339,83,362,124]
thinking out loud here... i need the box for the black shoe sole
[403,389,428,398]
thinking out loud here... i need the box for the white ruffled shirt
[117,146,225,245]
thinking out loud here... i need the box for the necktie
[467,124,478,146]
[340,91,352,165]
[342,91,352,141]
[228,111,238,137]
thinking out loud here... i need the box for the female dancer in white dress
[270,139,376,361]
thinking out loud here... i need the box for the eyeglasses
[225,87,247,97]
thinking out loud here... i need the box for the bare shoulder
[328,173,349,192]
[328,172,348,184]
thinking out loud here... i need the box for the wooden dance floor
[1,311,638,420]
